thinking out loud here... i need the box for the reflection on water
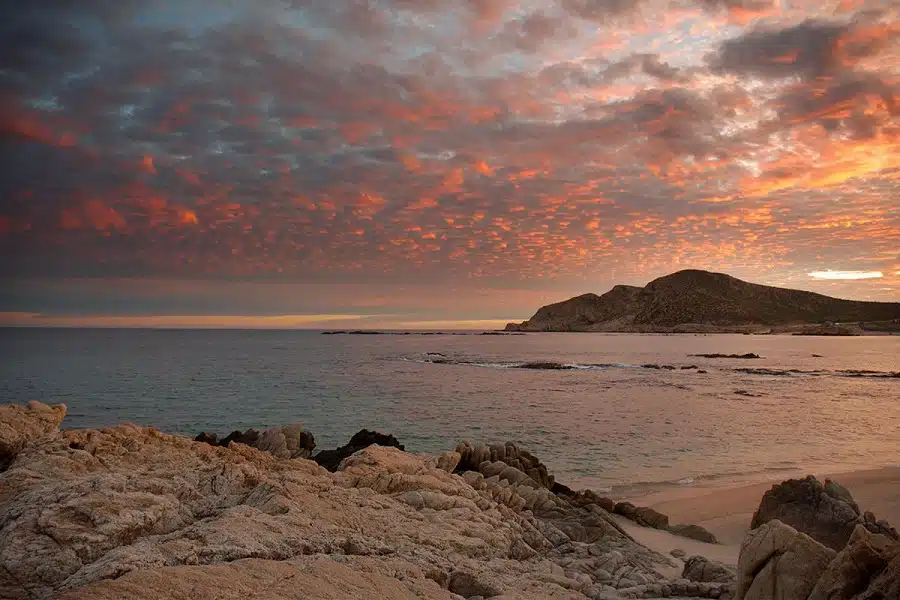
[1,328,898,490]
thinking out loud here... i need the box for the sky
[1,0,899,328]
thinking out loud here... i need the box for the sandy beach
[620,466,900,568]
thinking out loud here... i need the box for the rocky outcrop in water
[750,475,898,551]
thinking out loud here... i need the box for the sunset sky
[2,0,899,328]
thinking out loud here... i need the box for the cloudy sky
[2,0,899,328]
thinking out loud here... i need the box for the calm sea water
[1,328,898,493]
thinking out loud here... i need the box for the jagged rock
[0,401,66,470]
[613,502,669,529]
[751,475,896,551]
[862,510,899,541]
[823,479,860,515]
[194,432,218,445]
[682,556,735,584]
[455,441,554,490]
[313,429,404,472]
[736,519,836,600]
[253,424,315,459]
[565,489,616,513]
[220,428,260,447]
[669,523,718,544]
[197,425,315,460]
[808,524,900,600]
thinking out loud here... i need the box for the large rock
[736,519,836,600]
[197,425,315,459]
[808,524,900,600]
[751,476,874,551]
[455,441,554,490]
[0,402,690,600]
[313,429,404,471]
[669,523,718,544]
[253,424,315,459]
[0,401,66,470]
[683,555,735,583]
[613,502,669,530]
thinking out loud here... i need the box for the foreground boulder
[736,520,836,600]
[313,429,404,471]
[808,525,900,600]
[751,476,897,551]
[0,401,66,470]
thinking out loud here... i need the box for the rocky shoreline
[1,401,898,600]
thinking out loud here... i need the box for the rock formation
[750,475,898,551]
[736,520,837,600]
[505,269,900,332]
[455,440,554,490]
[313,429,404,471]
[613,502,669,530]
[808,525,900,600]
[0,400,67,470]
[668,524,718,544]
[195,424,316,459]
[736,476,900,600]
[5,402,749,600]
[682,556,735,584]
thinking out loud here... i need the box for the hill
[504,270,900,333]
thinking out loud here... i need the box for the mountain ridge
[504,269,900,333]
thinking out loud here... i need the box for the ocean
[2,328,898,495]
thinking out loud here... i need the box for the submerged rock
[690,353,762,359]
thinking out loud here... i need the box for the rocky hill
[505,270,900,332]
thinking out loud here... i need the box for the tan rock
[57,556,459,600]
[808,524,900,600]
[0,401,67,469]
[736,520,836,600]
[0,406,680,600]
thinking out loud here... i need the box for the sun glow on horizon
[807,271,884,280]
